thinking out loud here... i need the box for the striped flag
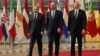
[39,0,46,19]
[16,0,24,40]
[23,0,29,39]
[8,0,16,41]
[1,0,8,41]
[62,0,69,38]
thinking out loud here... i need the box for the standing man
[68,2,87,56]
[46,2,63,56]
[28,6,45,56]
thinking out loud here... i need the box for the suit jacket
[46,10,63,33]
[68,9,87,33]
[28,12,45,34]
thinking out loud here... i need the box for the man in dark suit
[46,2,63,56]
[68,2,87,56]
[28,6,45,56]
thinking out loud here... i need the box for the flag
[8,0,16,41]
[98,8,100,35]
[32,0,37,10]
[39,0,46,19]
[62,0,69,38]
[32,0,36,7]
[23,0,29,39]
[48,0,51,11]
[86,0,97,37]
[16,0,24,40]
[1,0,8,41]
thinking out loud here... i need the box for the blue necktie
[51,11,55,19]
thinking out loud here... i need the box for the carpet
[43,50,100,56]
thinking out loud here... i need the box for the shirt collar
[75,9,79,12]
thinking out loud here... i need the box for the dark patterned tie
[34,13,37,22]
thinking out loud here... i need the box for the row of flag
[0,0,69,42]
[0,0,30,41]
[0,0,100,42]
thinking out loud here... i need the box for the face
[33,6,39,13]
[50,2,56,10]
[73,2,80,9]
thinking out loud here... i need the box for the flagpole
[24,38,28,51]
[57,0,62,49]
[22,0,30,52]
[2,37,6,54]
[63,37,70,49]
[90,37,94,48]
[15,37,21,52]
[22,36,28,52]
[14,36,20,52]
[98,8,100,48]
[10,35,14,53]
[7,34,13,53]
[82,0,86,49]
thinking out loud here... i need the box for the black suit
[68,9,87,56]
[46,10,63,56]
[28,12,45,56]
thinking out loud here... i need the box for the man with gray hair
[68,1,87,56]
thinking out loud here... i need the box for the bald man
[68,2,87,56]
[46,2,63,56]
[28,6,45,56]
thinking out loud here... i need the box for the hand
[57,28,61,33]
[68,31,71,35]
[45,31,48,35]
[41,32,43,35]
[81,29,85,34]
[28,33,30,37]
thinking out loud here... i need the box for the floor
[0,42,100,56]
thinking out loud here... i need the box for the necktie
[34,13,37,22]
[51,10,55,19]
[34,14,37,19]
[75,10,78,18]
